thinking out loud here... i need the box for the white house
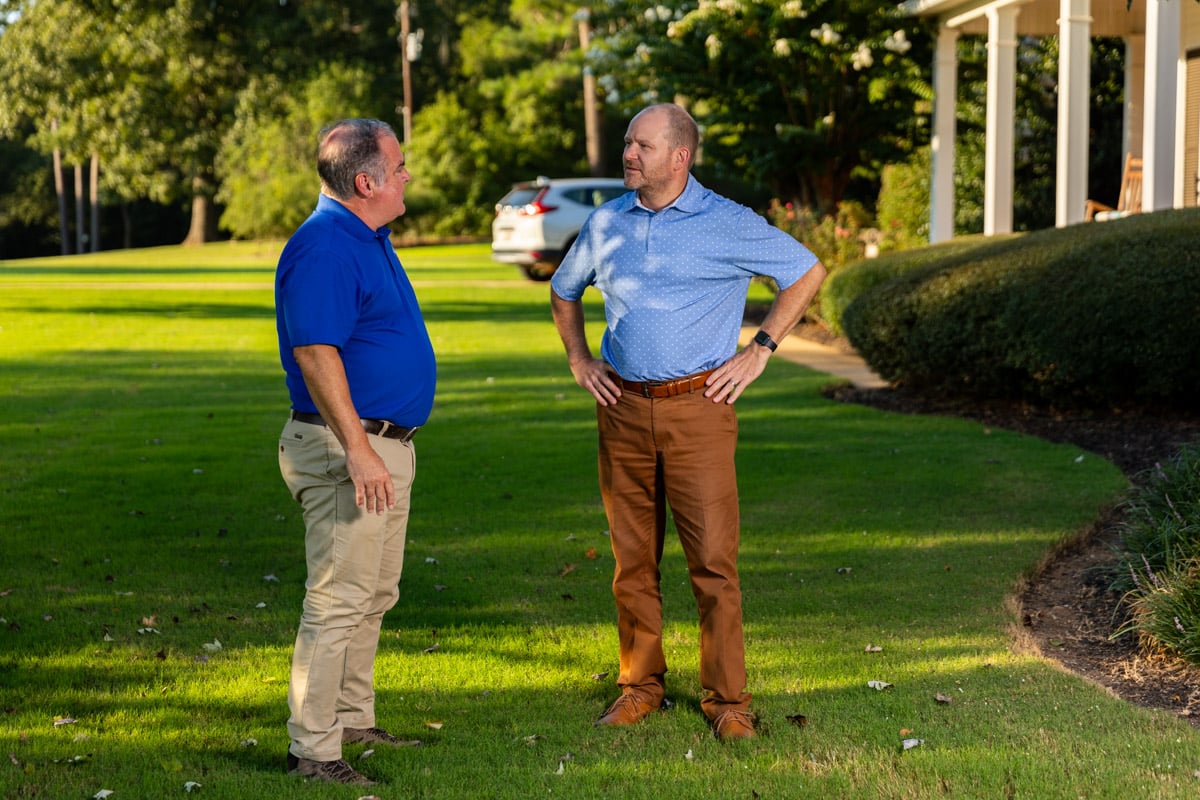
[902,0,1200,241]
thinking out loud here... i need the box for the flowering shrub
[766,199,875,275]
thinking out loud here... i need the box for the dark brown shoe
[286,752,376,786]
[343,726,422,747]
[712,709,757,741]
[594,692,660,726]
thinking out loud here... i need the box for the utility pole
[398,1,422,146]
[575,7,604,176]
[399,1,413,145]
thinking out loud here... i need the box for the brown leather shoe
[712,709,757,741]
[594,693,660,726]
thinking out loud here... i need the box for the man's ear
[355,172,372,197]
[674,146,691,170]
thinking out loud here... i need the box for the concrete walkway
[739,326,888,389]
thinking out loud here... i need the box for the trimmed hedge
[837,209,1200,409]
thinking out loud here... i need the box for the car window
[498,188,540,208]
[561,186,626,207]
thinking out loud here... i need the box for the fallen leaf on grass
[263,574,279,582]
[519,734,544,746]
[558,563,578,577]
[554,760,566,775]
[184,781,202,792]
[935,693,953,704]
[785,714,808,727]
[591,672,609,681]
[836,567,852,574]
[8,754,18,766]
[359,748,375,760]
[864,644,882,653]
[53,717,77,727]
[584,547,598,560]
[424,721,443,730]
[867,680,892,691]
[141,615,158,627]
[93,791,114,799]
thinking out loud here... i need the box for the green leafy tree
[589,0,935,212]
[405,0,604,237]
[216,65,386,240]
[0,0,409,246]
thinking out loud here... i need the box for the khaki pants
[597,389,751,720]
[279,418,415,761]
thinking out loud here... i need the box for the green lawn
[1,242,1195,799]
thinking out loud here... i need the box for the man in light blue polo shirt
[551,103,826,742]
[276,118,435,786]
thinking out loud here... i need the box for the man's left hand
[704,344,772,404]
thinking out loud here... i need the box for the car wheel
[521,261,558,281]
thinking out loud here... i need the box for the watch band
[753,329,778,352]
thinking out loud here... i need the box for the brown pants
[597,389,751,720]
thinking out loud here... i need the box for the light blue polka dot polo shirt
[551,175,820,382]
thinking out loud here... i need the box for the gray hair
[317,119,396,200]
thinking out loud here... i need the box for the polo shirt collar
[316,193,392,240]
[628,174,705,215]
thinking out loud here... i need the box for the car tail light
[520,188,557,216]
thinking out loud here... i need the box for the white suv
[491,177,628,280]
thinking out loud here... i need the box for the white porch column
[929,26,959,243]
[984,5,1019,235]
[1056,0,1091,227]
[1143,0,1179,212]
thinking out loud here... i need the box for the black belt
[291,410,418,443]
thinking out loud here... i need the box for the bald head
[631,104,700,170]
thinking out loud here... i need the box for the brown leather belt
[291,410,418,443]
[620,369,715,399]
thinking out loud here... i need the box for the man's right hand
[570,358,623,406]
[345,443,396,514]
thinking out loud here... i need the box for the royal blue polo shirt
[551,176,819,382]
[275,194,436,427]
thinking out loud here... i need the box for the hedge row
[832,209,1200,409]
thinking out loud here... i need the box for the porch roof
[901,0,1146,37]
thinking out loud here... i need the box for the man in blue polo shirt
[551,103,826,742]
[275,118,435,786]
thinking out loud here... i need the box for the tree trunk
[74,163,85,254]
[90,153,100,252]
[51,120,70,255]
[182,173,220,246]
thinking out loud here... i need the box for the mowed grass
[1,241,1196,799]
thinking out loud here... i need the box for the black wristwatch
[753,329,778,352]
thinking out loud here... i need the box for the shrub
[821,234,997,336]
[1111,443,1200,663]
[840,209,1200,409]
[766,199,876,327]
[875,147,931,253]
